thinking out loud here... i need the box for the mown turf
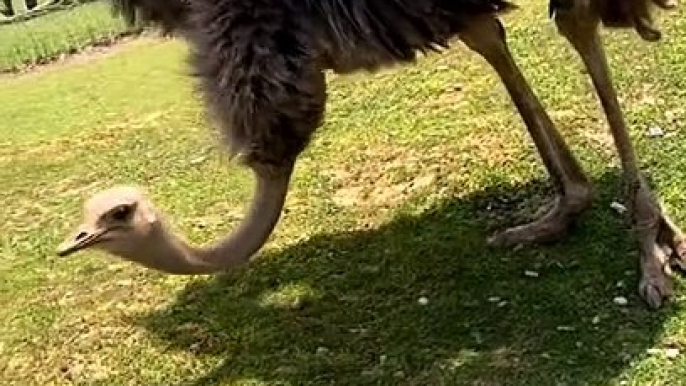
[0,2,134,72]
[2,2,686,385]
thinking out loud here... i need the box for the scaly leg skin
[631,176,686,308]
[554,0,685,308]
[459,16,593,247]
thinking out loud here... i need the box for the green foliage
[0,2,136,72]
[1,0,98,23]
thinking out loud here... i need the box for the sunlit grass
[2,2,686,385]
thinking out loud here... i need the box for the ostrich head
[56,170,292,275]
[57,186,159,258]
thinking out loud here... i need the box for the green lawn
[3,2,686,385]
[0,2,135,72]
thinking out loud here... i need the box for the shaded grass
[2,1,686,385]
[0,2,136,72]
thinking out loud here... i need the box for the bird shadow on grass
[135,171,677,385]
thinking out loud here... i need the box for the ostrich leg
[553,1,686,308]
[458,16,592,246]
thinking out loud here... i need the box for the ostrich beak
[57,225,108,257]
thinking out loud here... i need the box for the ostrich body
[58,0,684,309]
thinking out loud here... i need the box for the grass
[0,2,135,72]
[3,2,686,385]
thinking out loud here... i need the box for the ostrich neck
[127,171,292,275]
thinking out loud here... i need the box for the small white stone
[316,347,329,356]
[418,296,429,306]
[189,155,208,165]
[647,126,665,138]
[610,201,628,214]
[524,270,539,278]
[498,301,508,308]
[613,296,629,306]
[666,348,680,359]
[591,316,601,325]
[488,296,501,303]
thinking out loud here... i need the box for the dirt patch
[0,33,169,80]
[329,145,439,209]
[328,132,521,211]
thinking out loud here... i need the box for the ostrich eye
[109,205,133,222]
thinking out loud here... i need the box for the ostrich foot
[636,208,686,309]
[629,177,686,308]
[488,187,592,247]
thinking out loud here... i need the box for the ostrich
[57,0,683,309]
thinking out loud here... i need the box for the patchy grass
[3,2,686,385]
[0,2,136,73]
